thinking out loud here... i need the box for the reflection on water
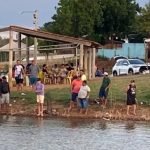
[125,121,136,130]
[0,116,150,150]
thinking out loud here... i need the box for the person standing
[13,60,25,93]
[127,80,136,115]
[98,72,111,108]
[78,80,90,114]
[35,78,45,117]
[0,76,10,114]
[68,75,82,112]
[29,60,40,89]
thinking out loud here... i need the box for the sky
[0,0,59,28]
[0,0,149,30]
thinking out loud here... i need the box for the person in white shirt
[13,60,25,93]
[78,80,90,114]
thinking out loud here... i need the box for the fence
[97,43,145,59]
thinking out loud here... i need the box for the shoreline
[0,102,149,122]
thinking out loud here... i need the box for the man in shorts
[29,60,40,90]
[78,80,90,114]
[0,76,10,113]
[98,72,111,108]
[13,60,25,93]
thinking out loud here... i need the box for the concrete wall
[97,43,145,59]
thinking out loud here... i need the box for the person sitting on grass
[0,76,10,114]
[127,80,136,116]
[35,78,45,117]
[78,80,90,115]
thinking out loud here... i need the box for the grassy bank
[11,74,150,106]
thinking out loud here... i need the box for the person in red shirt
[68,75,82,112]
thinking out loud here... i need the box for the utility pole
[21,10,39,62]
[33,10,38,62]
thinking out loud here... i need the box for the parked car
[113,56,128,61]
[112,59,149,76]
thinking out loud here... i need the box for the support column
[34,37,38,62]
[26,36,30,64]
[84,48,88,74]
[92,47,96,79]
[79,44,84,69]
[88,48,92,80]
[9,30,13,88]
[18,32,21,60]
[75,47,78,69]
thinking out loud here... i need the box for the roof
[0,26,102,48]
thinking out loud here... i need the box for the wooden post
[79,44,84,69]
[9,30,13,87]
[92,47,96,79]
[84,48,88,74]
[88,48,92,80]
[26,36,30,64]
[75,47,78,69]
[18,32,21,60]
[34,37,38,62]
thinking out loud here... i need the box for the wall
[97,43,145,59]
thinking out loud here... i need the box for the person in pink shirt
[68,75,82,112]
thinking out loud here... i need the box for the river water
[0,116,150,150]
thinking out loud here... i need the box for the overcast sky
[0,0,149,29]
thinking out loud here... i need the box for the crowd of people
[12,60,85,89]
[0,59,137,117]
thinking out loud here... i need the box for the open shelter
[0,26,101,87]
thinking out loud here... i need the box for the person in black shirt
[127,80,136,115]
[0,76,10,113]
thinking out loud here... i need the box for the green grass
[10,74,150,105]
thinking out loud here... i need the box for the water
[0,116,150,150]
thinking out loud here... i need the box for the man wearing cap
[98,72,111,108]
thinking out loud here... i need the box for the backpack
[2,81,9,94]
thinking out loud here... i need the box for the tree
[43,0,103,39]
[99,0,140,40]
[42,0,139,43]
[137,2,150,36]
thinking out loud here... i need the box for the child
[78,80,90,114]
[35,78,45,117]
[127,80,136,115]
[0,76,10,114]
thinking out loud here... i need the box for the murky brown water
[0,116,150,150]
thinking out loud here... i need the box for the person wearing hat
[98,72,111,108]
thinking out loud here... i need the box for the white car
[112,59,149,76]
